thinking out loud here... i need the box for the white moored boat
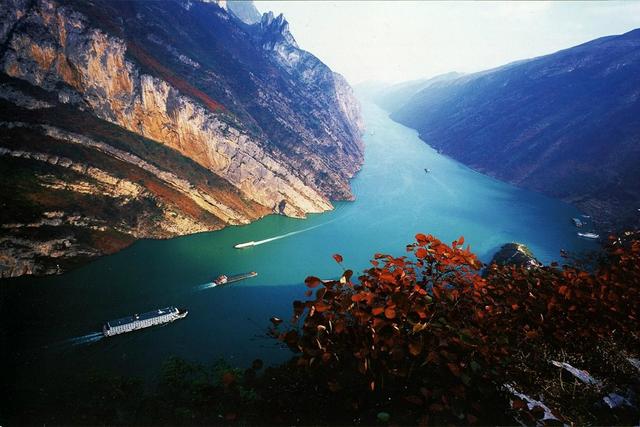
[103,306,188,337]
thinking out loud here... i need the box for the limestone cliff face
[1,0,351,217]
[250,9,364,199]
[257,11,364,139]
[0,0,364,277]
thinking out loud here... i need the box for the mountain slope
[0,0,363,277]
[370,72,463,112]
[391,30,640,229]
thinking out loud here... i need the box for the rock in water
[490,243,542,269]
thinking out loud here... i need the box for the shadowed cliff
[382,29,640,231]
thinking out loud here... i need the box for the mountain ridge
[0,0,364,277]
[385,29,640,230]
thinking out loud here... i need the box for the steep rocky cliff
[390,30,640,231]
[0,0,364,277]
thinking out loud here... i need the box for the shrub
[270,232,640,425]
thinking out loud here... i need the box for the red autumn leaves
[268,231,639,425]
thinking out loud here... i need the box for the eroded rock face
[0,0,359,217]
[0,235,98,277]
[0,0,364,277]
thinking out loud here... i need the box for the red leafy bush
[270,232,640,425]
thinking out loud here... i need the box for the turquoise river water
[0,96,596,406]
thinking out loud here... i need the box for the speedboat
[577,232,599,239]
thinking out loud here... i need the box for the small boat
[572,217,584,227]
[234,241,256,249]
[424,168,431,173]
[213,271,258,286]
[577,232,599,239]
[103,306,188,337]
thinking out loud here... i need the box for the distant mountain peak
[259,11,298,49]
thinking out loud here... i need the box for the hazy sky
[255,1,640,84]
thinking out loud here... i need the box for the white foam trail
[64,331,103,344]
[71,333,104,346]
[50,331,104,350]
[252,222,325,246]
[194,282,217,292]
[237,216,343,249]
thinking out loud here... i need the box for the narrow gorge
[379,30,640,231]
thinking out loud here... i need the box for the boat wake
[235,217,341,249]
[194,282,218,292]
[73,332,104,346]
[50,331,104,350]
[251,224,323,245]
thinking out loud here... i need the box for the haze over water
[1,95,595,401]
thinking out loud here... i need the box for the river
[0,96,596,411]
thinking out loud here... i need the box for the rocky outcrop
[0,84,270,277]
[0,234,98,277]
[490,243,542,269]
[256,11,363,137]
[0,0,364,277]
[0,144,214,234]
[0,115,243,277]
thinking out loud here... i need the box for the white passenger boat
[102,306,188,337]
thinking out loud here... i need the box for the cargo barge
[213,271,258,286]
[103,306,188,337]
